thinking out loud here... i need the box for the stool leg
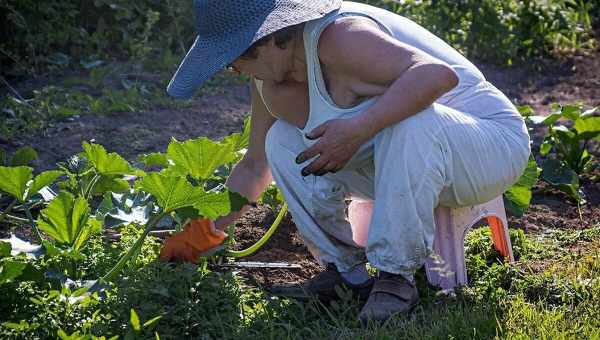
[485,196,514,261]
[426,206,464,289]
[488,216,514,261]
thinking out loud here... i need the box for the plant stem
[101,212,166,283]
[24,205,44,243]
[0,199,19,224]
[225,202,288,258]
[84,173,102,200]
[4,214,28,223]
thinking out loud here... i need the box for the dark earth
[1,44,599,287]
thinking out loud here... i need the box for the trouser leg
[366,103,529,280]
[265,119,367,272]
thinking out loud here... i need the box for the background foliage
[1,0,598,79]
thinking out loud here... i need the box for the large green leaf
[10,147,38,166]
[0,167,62,202]
[193,190,249,220]
[73,218,102,251]
[138,152,169,168]
[82,142,138,176]
[0,261,27,284]
[503,157,540,217]
[37,192,95,250]
[222,116,252,152]
[541,159,582,203]
[166,137,237,180]
[92,175,131,195]
[97,191,153,228]
[580,106,598,118]
[130,309,141,332]
[0,166,32,202]
[28,170,63,200]
[136,173,210,213]
[574,116,600,140]
[560,105,582,121]
[529,113,561,126]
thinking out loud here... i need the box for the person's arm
[296,17,458,176]
[214,77,277,230]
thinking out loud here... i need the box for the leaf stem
[84,173,102,200]
[0,199,19,224]
[24,205,44,243]
[4,214,28,223]
[101,212,166,283]
[225,202,288,258]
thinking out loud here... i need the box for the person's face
[227,37,294,83]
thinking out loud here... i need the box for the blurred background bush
[0,0,597,79]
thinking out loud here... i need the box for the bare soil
[2,45,599,286]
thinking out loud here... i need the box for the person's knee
[265,120,303,168]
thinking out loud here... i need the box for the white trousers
[265,103,530,279]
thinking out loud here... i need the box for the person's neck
[286,29,307,83]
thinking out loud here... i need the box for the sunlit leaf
[222,116,252,152]
[73,218,102,251]
[574,116,600,140]
[580,106,598,118]
[517,105,535,117]
[504,157,540,217]
[193,190,248,220]
[529,113,561,126]
[136,173,209,212]
[130,309,141,331]
[0,166,32,202]
[539,140,552,156]
[143,315,162,330]
[166,137,237,180]
[138,152,169,168]
[560,105,582,121]
[82,142,139,176]
[37,192,97,250]
[28,170,63,200]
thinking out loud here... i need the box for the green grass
[2,223,600,339]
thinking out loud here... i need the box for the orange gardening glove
[159,218,227,263]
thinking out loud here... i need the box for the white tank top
[255,1,523,149]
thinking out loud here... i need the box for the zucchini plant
[524,104,599,202]
[0,116,289,289]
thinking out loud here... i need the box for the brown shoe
[267,264,374,303]
[358,272,419,325]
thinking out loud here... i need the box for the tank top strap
[302,8,389,111]
[302,10,342,108]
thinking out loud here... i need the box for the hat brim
[167,1,341,99]
[167,34,249,99]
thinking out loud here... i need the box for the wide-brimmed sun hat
[167,0,342,99]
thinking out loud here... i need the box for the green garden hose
[225,202,288,258]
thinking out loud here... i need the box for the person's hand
[295,118,370,176]
[159,218,227,264]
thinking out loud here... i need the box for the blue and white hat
[167,0,342,99]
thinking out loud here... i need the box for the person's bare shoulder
[317,16,383,68]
